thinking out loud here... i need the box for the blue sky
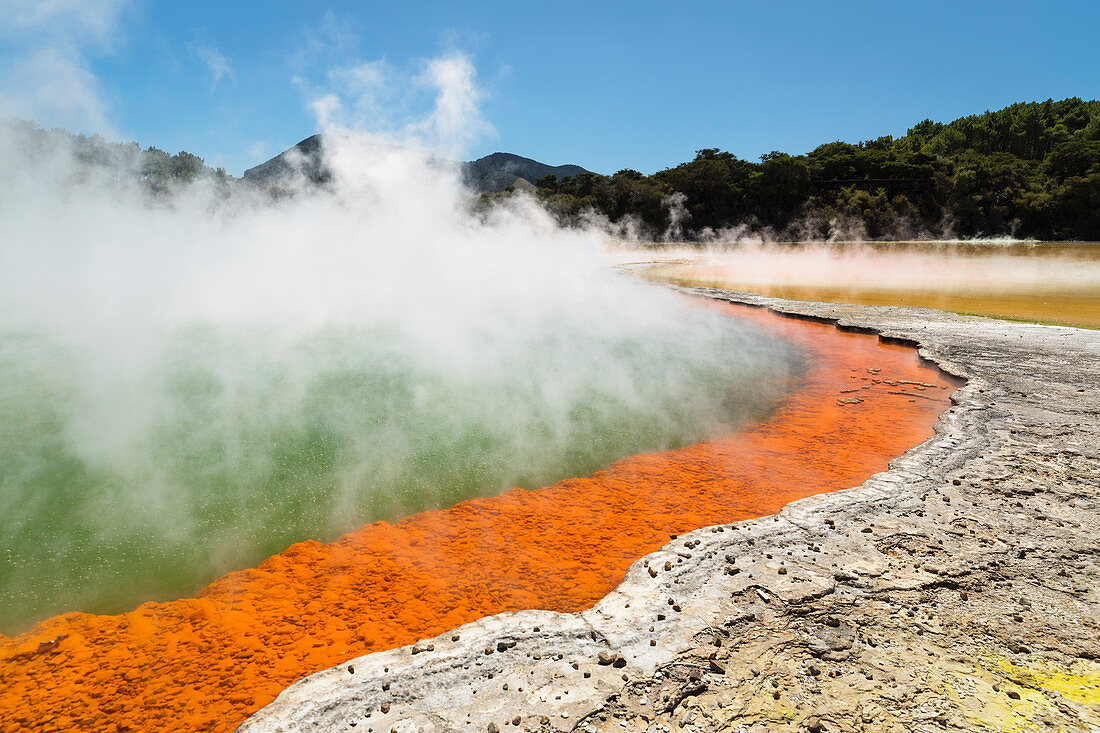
[1,1,1098,176]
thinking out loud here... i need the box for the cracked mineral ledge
[240,288,1100,733]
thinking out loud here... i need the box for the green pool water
[0,307,803,634]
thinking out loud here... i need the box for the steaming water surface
[0,125,811,635]
[0,296,803,633]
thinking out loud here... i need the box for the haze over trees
[4,98,1098,240]
[1,118,232,199]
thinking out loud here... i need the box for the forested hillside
[6,98,1099,240]
[531,98,1100,240]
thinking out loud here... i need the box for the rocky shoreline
[239,288,1100,733]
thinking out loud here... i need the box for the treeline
[1,119,234,198]
[7,99,1100,240]
[529,98,1100,241]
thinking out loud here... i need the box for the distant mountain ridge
[242,134,333,187]
[241,135,590,193]
[460,152,589,193]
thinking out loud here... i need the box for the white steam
[0,54,802,632]
[300,52,494,159]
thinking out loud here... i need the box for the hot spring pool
[0,299,956,733]
[0,295,803,634]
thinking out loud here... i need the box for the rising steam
[0,54,804,633]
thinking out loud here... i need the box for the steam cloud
[0,54,803,633]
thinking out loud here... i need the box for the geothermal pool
[0,300,955,733]
[635,241,1100,328]
[0,298,801,633]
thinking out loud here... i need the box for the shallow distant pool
[633,241,1100,328]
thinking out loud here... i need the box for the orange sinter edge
[0,300,957,733]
